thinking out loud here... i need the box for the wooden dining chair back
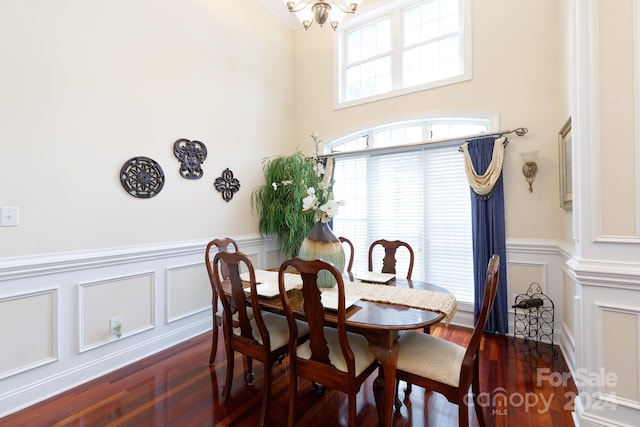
[210,250,309,427]
[338,236,355,275]
[205,237,240,365]
[278,257,378,427]
[390,254,500,427]
[368,239,415,280]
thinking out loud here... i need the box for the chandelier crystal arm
[285,0,316,13]
[285,0,363,30]
[332,1,360,14]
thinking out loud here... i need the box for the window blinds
[331,142,474,303]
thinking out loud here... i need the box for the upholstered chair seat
[397,331,465,387]
[296,327,375,374]
[233,311,309,351]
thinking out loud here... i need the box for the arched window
[327,115,494,304]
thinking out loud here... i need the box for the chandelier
[285,1,363,30]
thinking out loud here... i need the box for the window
[327,117,491,304]
[337,0,471,107]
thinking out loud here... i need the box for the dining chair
[388,254,500,427]
[368,239,415,280]
[210,250,310,427]
[278,257,379,427]
[205,237,240,365]
[338,236,355,276]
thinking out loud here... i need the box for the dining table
[228,269,458,427]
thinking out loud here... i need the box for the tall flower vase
[299,221,346,288]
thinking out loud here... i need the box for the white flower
[317,210,331,223]
[272,182,278,190]
[302,194,319,211]
[306,187,316,197]
[319,199,340,218]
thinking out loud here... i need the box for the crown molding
[257,0,301,30]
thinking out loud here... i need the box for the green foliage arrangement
[251,151,323,258]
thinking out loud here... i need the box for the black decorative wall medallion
[173,138,207,179]
[120,156,165,198]
[214,168,241,202]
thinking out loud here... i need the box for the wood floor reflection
[1,324,576,427]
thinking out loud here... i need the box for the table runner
[242,270,457,324]
[343,281,457,324]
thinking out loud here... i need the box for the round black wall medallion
[120,156,165,198]
[214,168,240,202]
[173,138,207,179]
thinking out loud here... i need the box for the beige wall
[291,0,566,241]
[0,0,293,258]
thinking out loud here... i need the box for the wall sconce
[520,151,539,193]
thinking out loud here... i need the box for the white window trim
[333,0,472,110]
[323,111,499,155]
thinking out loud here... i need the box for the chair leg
[246,357,255,385]
[288,370,297,427]
[459,397,470,427]
[472,372,487,427]
[394,379,402,411]
[404,381,412,396]
[209,318,219,366]
[209,296,219,366]
[373,374,385,422]
[223,347,234,403]
[348,393,357,427]
[259,360,271,427]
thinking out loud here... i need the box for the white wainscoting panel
[0,289,58,379]
[596,303,639,404]
[166,263,211,323]
[79,272,155,352]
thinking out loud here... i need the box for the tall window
[337,0,471,107]
[327,117,490,304]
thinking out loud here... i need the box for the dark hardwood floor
[1,324,576,427]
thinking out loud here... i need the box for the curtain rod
[456,127,528,152]
[322,127,528,158]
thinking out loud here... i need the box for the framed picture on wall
[558,117,572,210]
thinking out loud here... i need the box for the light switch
[0,207,19,227]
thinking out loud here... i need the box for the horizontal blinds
[366,150,426,278]
[422,145,474,302]
[332,143,474,303]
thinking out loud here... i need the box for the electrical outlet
[110,317,123,338]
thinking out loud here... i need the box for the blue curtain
[468,137,508,334]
